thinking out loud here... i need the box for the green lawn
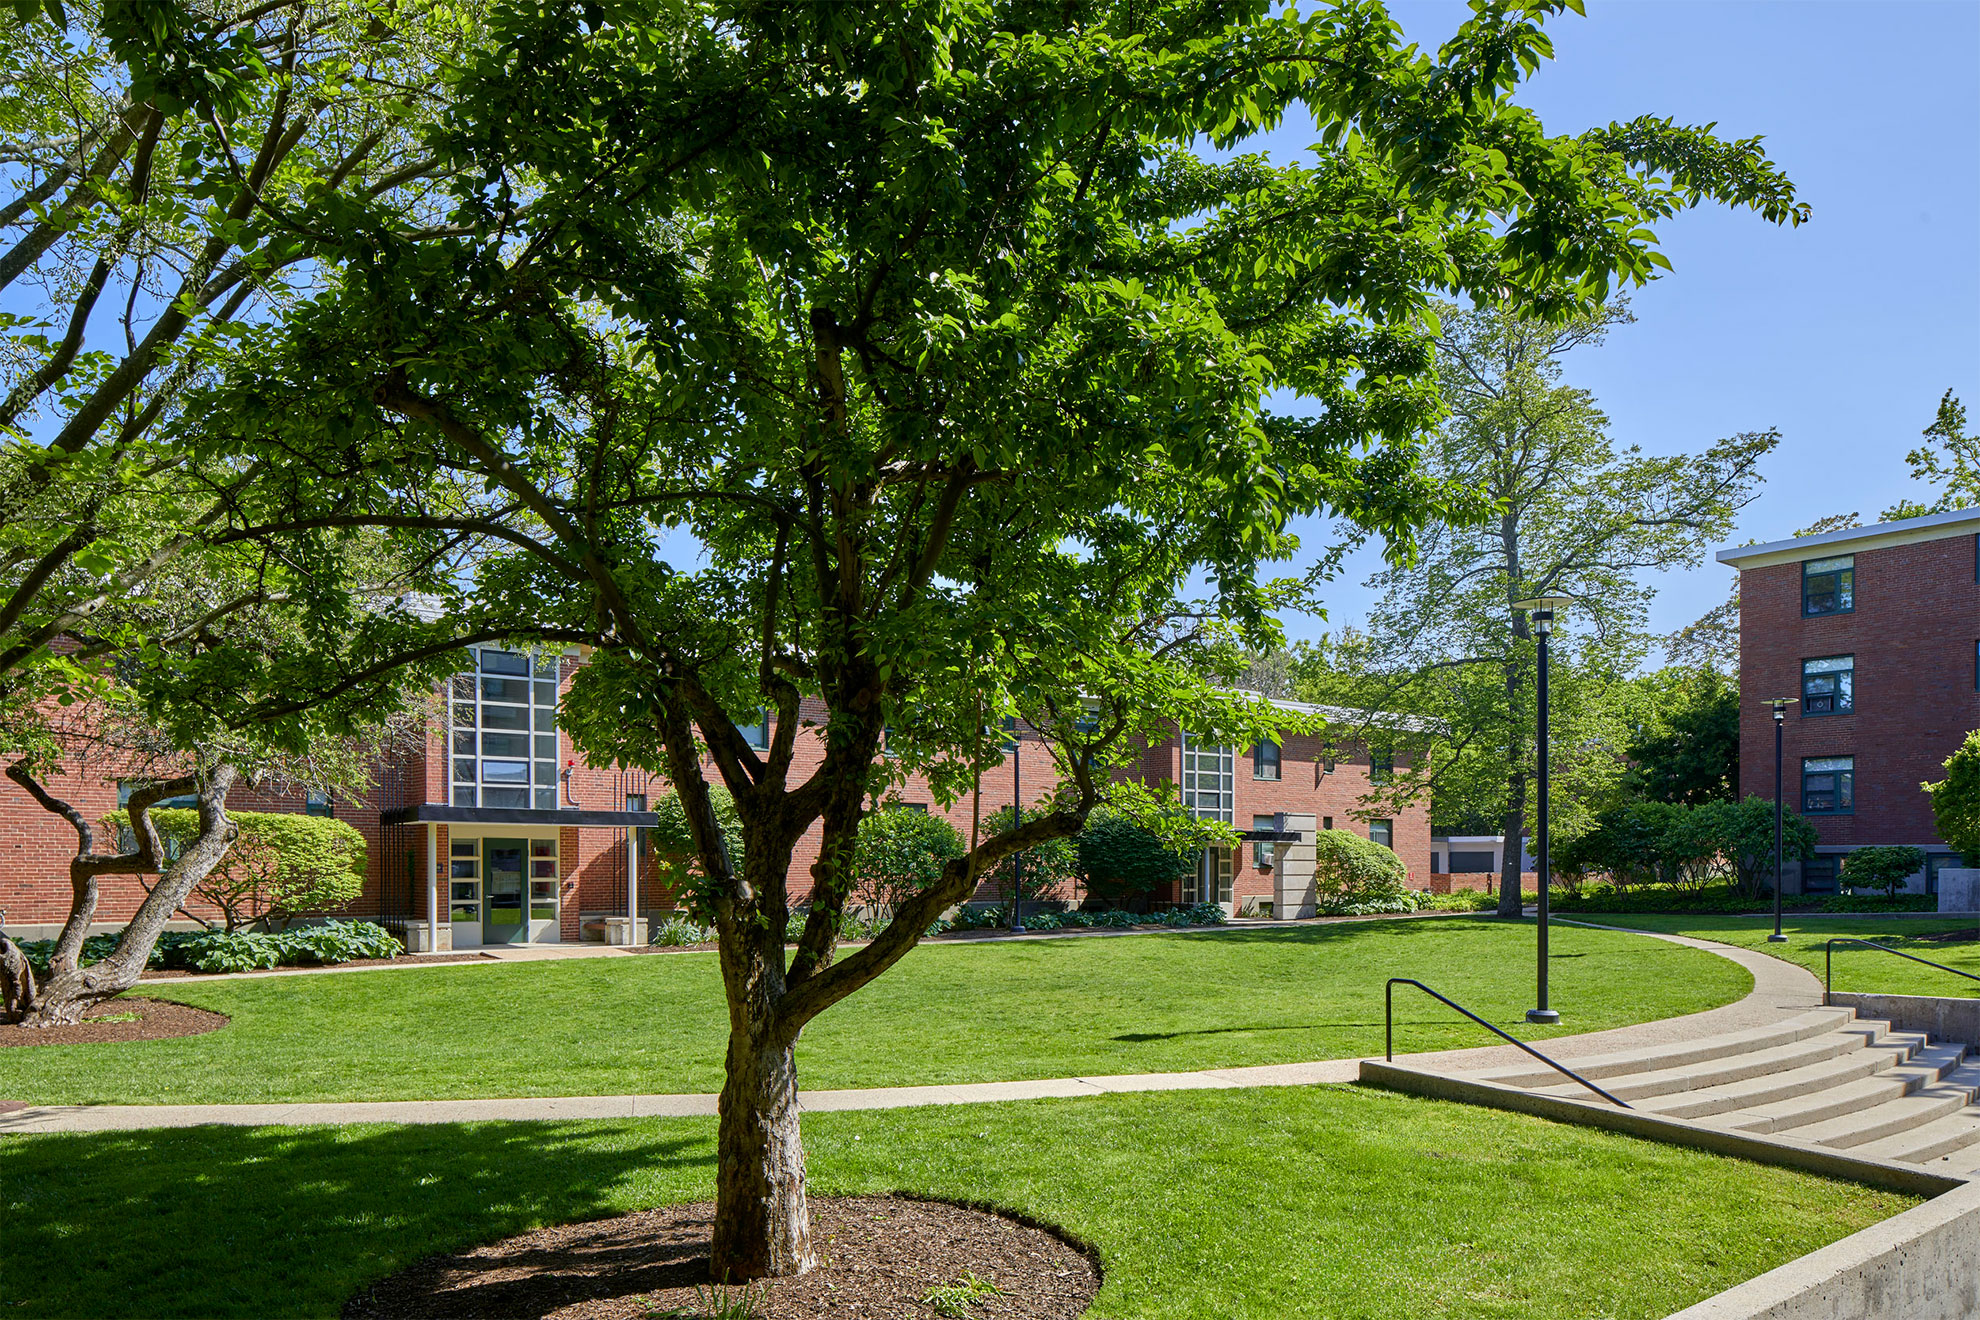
[0,1086,1914,1319]
[1568,914,1980,998]
[0,919,1749,1105]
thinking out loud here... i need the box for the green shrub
[1552,882,1769,915]
[650,915,714,946]
[649,786,745,915]
[852,807,967,910]
[1925,729,1980,863]
[1311,829,1409,913]
[1838,845,1929,899]
[1077,808,1191,903]
[275,922,402,964]
[108,808,368,933]
[977,805,1078,904]
[1819,893,1938,914]
[1417,890,1494,912]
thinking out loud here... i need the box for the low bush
[650,915,714,947]
[925,902,1225,935]
[1818,893,1939,914]
[1838,845,1928,900]
[1318,893,1421,917]
[1416,890,1495,912]
[16,921,404,977]
[1551,883,1771,916]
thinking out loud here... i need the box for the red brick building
[1720,506,1980,894]
[0,650,1429,942]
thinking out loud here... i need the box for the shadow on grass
[0,1121,715,1319]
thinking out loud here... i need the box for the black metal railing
[1385,977,1631,1108]
[1824,938,1980,1003]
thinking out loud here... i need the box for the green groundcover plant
[11,921,403,977]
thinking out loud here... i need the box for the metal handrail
[1385,977,1631,1108]
[1824,938,1980,1003]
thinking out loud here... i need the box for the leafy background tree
[1297,300,1773,914]
[185,0,1803,1281]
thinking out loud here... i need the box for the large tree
[1319,300,1777,915]
[195,0,1801,1280]
[0,1,476,1023]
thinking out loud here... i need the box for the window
[1369,819,1394,849]
[305,790,334,818]
[737,713,770,751]
[1322,815,1333,831]
[529,838,560,920]
[1183,846,1233,905]
[1802,756,1855,815]
[902,802,929,813]
[1253,814,1278,868]
[1369,748,1393,784]
[1802,555,1854,616]
[1179,734,1234,824]
[1001,716,1019,752]
[451,649,561,809]
[117,781,197,810]
[1802,656,1854,715]
[1252,740,1281,781]
[448,840,481,922]
[1801,855,1840,894]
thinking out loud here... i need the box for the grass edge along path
[0,918,1752,1106]
[0,1085,1917,1320]
[1572,914,1980,999]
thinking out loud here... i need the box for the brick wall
[1738,531,1980,851]
[2,657,1434,930]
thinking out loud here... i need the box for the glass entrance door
[482,838,527,944]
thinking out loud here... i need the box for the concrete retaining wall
[1827,992,1980,1045]
[1664,1176,1980,1319]
[1936,868,1980,912]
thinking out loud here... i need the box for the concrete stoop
[1363,1004,1980,1186]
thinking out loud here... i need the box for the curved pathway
[0,922,1817,1136]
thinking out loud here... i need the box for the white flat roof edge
[1716,505,1980,568]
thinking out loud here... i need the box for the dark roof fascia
[380,804,658,828]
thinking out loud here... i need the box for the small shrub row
[1414,889,1496,913]
[1818,892,1940,914]
[11,921,404,977]
[925,902,1226,935]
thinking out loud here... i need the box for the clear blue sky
[1266,0,1980,652]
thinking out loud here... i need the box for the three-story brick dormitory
[0,649,1430,945]
[1719,505,1980,896]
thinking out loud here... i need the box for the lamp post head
[1512,595,1574,637]
[1765,696,1800,722]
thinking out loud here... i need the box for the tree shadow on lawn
[0,1120,716,1319]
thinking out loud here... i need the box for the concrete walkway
[0,921,1816,1137]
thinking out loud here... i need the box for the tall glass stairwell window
[451,649,562,809]
[1180,733,1234,905]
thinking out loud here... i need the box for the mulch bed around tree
[138,952,496,979]
[0,997,227,1048]
[345,1195,1100,1320]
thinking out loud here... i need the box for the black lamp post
[1766,696,1799,943]
[1513,595,1573,1026]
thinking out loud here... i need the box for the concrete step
[1776,1063,1980,1149]
[1638,1042,1937,1122]
[1523,1029,1909,1104]
[1702,1045,1970,1133]
[1463,1008,1863,1088]
[1855,1104,1980,1165]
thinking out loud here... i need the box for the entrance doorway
[483,837,527,943]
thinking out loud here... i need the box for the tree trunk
[0,930,35,1019]
[1497,773,1527,918]
[17,763,238,1027]
[709,1015,813,1281]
